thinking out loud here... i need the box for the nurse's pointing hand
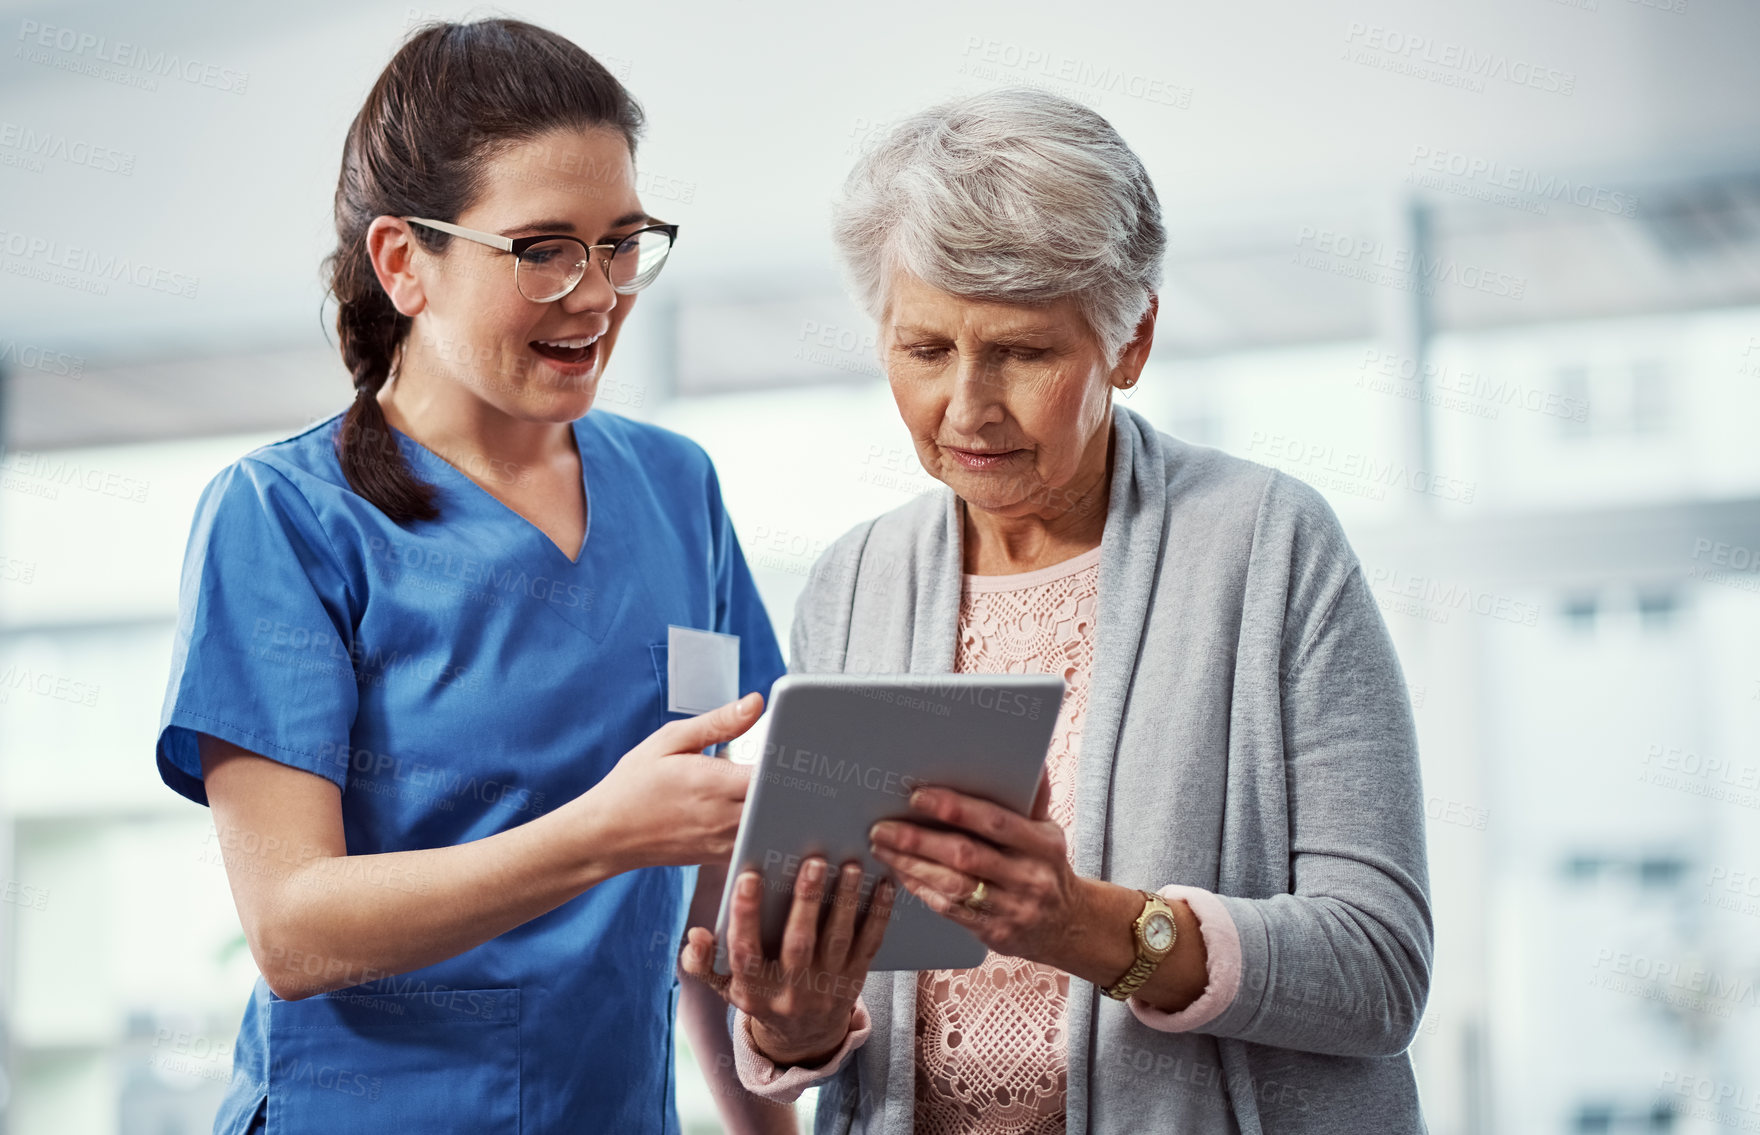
[588,692,765,871]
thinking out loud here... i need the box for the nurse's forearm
[256,794,623,1000]
[206,704,757,1001]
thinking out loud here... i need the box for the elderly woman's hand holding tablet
[866,775,1211,1014]
[682,86,1434,1134]
[684,853,897,1068]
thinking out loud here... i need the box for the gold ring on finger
[961,878,988,910]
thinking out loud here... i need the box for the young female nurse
[154,20,795,1135]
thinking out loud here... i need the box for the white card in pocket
[666,625,741,715]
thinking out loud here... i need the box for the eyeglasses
[401,216,679,302]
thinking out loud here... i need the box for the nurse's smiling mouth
[529,331,604,374]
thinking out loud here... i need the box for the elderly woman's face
[882,271,1118,519]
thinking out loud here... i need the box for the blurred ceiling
[5,0,1760,448]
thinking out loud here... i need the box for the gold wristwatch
[1100,890,1177,1001]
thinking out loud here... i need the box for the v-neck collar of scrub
[384,416,592,566]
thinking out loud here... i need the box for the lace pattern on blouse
[912,546,1100,1135]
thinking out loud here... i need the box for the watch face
[1144,913,1175,952]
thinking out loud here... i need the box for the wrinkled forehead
[883,273,1087,344]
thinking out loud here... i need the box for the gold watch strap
[1101,891,1176,1001]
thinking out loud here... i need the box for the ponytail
[332,239,438,524]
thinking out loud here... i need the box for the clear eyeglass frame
[400,215,679,302]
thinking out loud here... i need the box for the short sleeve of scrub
[157,457,359,805]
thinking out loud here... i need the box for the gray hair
[831,87,1165,365]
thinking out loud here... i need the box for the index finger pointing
[662,691,765,755]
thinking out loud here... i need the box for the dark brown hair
[324,18,644,523]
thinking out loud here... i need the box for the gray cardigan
[785,406,1433,1134]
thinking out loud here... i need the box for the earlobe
[1112,293,1159,390]
[384,277,426,320]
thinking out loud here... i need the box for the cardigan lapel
[1070,407,1167,877]
[911,483,965,674]
[1063,407,1167,1135]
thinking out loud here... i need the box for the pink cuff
[731,996,872,1103]
[1125,884,1242,1032]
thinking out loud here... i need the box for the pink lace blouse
[731,546,1244,1126]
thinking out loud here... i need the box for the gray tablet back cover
[712,673,1065,974]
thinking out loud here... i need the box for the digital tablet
[712,673,1065,975]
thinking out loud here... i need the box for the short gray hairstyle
[832,87,1165,365]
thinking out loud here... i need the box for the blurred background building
[3,0,1759,1131]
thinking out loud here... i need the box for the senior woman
[682,87,1433,1134]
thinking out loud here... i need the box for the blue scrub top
[155,408,786,1135]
